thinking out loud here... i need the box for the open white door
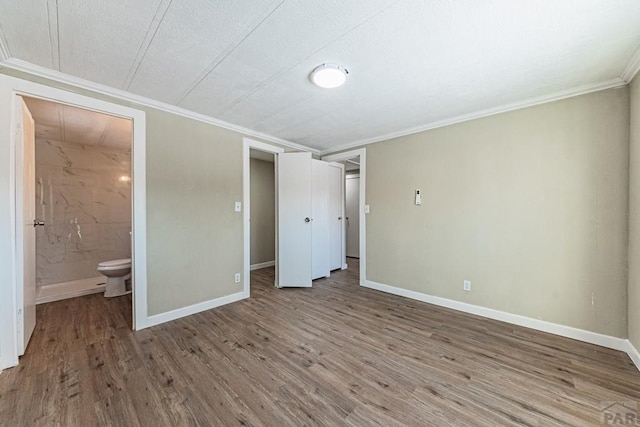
[277,152,312,287]
[15,96,37,355]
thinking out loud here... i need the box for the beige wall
[1,66,635,341]
[629,76,640,349]
[250,158,275,265]
[365,88,630,337]
[145,110,244,314]
[0,67,263,316]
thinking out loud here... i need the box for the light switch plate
[234,202,242,212]
[364,204,370,214]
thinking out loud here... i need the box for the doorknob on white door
[305,217,313,223]
[33,219,45,227]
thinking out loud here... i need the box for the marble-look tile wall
[35,139,131,287]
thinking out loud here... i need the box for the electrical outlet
[463,280,471,291]
[234,273,241,283]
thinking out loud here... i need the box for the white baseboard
[625,340,640,371]
[362,279,632,356]
[250,261,275,271]
[141,291,246,329]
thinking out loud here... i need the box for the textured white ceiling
[2,1,640,152]
[23,97,132,150]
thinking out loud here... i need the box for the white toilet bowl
[97,258,132,297]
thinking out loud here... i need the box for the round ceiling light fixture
[309,63,348,89]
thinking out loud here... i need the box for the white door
[16,96,37,355]
[346,175,360,258]
[328,164,344,270]
[277,152,312,287]
[311,160,330,279]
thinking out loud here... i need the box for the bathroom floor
[1,259,639,425]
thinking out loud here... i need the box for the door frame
[0,74,147,371]
[243,138,284,294]
[321,148,367,285]
[344,172,360,260]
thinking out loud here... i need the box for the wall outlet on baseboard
[234,273,241,283]
[463,280,471,291]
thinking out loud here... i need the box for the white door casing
[1,74,147,373]
[15,96,36,355]
[277,152,312,287]
[346,175,360,258]
[243,137,284,292]
[311,159,330,280]
[321,148,366,285]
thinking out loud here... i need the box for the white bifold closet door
[277,152,313,287]
[277,154,343,286]
[311,160,330,279]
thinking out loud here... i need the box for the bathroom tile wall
[35,139,131,287]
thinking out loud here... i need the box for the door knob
[305,217,312,223]
[33,219,45,227]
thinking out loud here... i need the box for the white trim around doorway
[243,138,284,296]
[0,74,147,371]
[321,148,367,285]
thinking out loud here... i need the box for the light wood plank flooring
[1,259,639,426]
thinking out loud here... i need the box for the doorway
[242,139,347,290]
[23,96,134,306]
[0,74,147,372]
[243,138,284,295]
[322,148,367,285]
[248,147,277,292]
[345,171,360,259]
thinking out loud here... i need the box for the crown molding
[2,58,629,157]
[621,43,640,83]
[0,58,320,154]
[320,77,627,155]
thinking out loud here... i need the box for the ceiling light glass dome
[309,63,348,89]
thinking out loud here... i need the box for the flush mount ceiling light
[309,63,348,89]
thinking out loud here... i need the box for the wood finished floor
[1,259,639,426]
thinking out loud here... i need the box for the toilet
[97,258,132,297]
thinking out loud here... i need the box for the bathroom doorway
[1,74,147,371]
[22,96,134,309]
